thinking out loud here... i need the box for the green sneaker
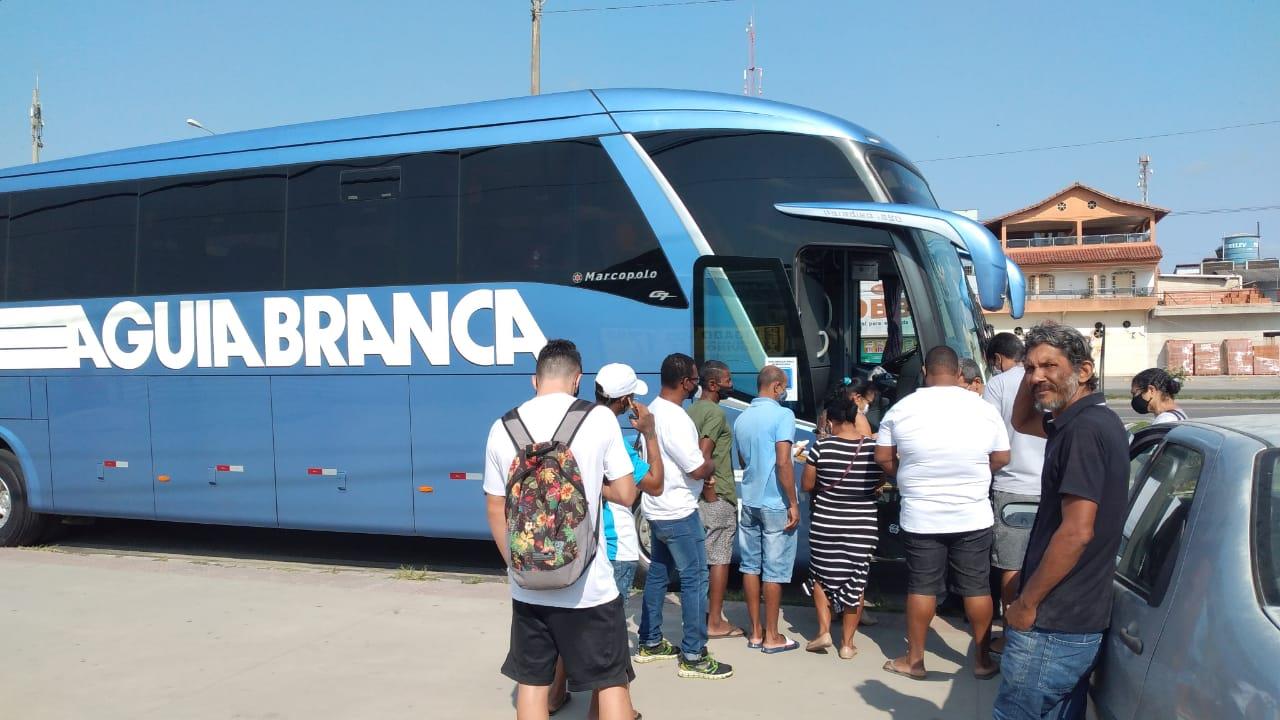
[678,650,734,679]
[634,638,679,663]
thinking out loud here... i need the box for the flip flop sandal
[746,638,763,649]
[881,660,927,681]
[549,693,572,716]
[760,637,800,654]
[708,626,745,639]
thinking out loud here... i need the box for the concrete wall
[988,309,1150,380]
[1148,308,1280,370]
[1158,274,1241,292]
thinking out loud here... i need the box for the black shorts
[501,596,635,693]
[902,527,992,597]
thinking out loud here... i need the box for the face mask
[1130,392,1150,415]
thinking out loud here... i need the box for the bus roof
[0,88,909,186]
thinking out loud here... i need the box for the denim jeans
[738,505,798,583]
[638,511,708,658]
[993,627,1103,720]
[613,560,638,603]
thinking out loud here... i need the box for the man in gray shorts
[982,333,1046,651]
[688,360,743,639]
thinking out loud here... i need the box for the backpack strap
[552,399,595,447]
[501,407,535,451]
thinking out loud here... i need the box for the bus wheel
[634,506,652,577]
[0,450,47,547]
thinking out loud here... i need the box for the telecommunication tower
[743,14,762,96]
[30,76,44,164]
[1137,154,1153,203]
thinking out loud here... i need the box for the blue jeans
[613,560,638,603]
[993,627,1103,720]
[738,505,797,583]
[638,511,708,658]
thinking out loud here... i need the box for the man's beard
[1035,373,1080,412]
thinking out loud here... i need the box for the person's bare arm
[688,456,715,481]
[776,441,800,530]
[601,473,638,506]
[1006,496,1097,630]
[486,494,509,567]
[875,445,898,478]
[1012,370,1047,438]
[989,449,1011,474]
[698,437,719,501]
[801,462,818,494]
[630,402,665,496]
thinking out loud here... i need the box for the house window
[1033,273,1056,295]
[1113,270,1136,293]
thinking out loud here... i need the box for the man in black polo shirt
[993,322,1128,720]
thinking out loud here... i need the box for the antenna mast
[1137,154,1153,203]
[30,75,44,164]
[743,14,762,96]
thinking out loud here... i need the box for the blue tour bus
[0,89,1025,550]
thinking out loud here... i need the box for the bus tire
[0,449,48,547]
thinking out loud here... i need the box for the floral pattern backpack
[501,399,598,590]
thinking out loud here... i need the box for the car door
[1093,427,1218,720]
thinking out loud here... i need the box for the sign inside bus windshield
[0,290,548,371]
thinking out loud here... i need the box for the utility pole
[531,0,545,95]
[1137,154,1153,204]
[30,75,44,164]
[743,13,762,96]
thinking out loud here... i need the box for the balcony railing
[1026,288,1154,299]
[1006,232,1150,249]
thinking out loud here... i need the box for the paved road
[3,547,997,720]
[1109,399,1280,425]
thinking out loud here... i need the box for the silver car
[1092,415,1280,720]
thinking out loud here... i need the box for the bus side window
[286,152,459,290]
[0,194,8,300]
[456,139,680,305]
[9,182,138,301]
[138,170,286,295]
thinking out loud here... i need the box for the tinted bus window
[8,182,138,300]
[0,194,8,300]
[138,171,286,295]
[287,152,459,290]
[869,155,938,208]
[458,139,681,306]
[638,131,876,260]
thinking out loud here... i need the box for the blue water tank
[1222,233,1261,263]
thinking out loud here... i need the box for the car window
[1256,450,1280,609]
[1118,442,1205,603]
[1128,441,1161,499]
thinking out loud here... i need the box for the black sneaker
[678,649,734,679]
[635,638,679,663]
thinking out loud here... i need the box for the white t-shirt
[641,397,705,522]
[1155,409,1188,424]
[877,385,1010,534]
[982,366,1047,497]
[482,393,634,609]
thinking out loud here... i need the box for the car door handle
[1118,623,1143,655]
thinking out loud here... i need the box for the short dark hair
[1131,367,1182,397]
[1024,321,1099,391]
[660,353,697,389]
[700,360,730,388]
[535,339,581,380]
[988,332,1025,363]
[924,345,960,375]
[823,392,859,425]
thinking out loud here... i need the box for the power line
[546,0,736,13]
[916,119,1280,163]
[1167,204,1280,217]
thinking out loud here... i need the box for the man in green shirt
[688,360,743,639]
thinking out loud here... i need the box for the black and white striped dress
[805,435,881,613]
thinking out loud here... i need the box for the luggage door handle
[1118,623,1143,655]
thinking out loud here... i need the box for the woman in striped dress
[802,391,882,659]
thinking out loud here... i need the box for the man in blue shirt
[733,365,800,653]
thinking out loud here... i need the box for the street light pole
[531,0,545,95]
[185,118,216,135]
[1093,322,1106,394]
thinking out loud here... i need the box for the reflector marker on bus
[417,486,434,493]
[307,467,339,476]
[215,465,245,473]
[103,460,129,468]
[449,472,482,480]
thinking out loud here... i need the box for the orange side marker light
[157,475,171,483]
[417,485,434,494]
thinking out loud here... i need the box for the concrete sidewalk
[2,548,997,719]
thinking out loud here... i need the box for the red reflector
[448,472,466,480]
[307,467,323,475]
[215,464,230,472]
[103,460,117,468]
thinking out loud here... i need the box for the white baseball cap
[595,363,649,399]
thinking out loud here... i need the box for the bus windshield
[918,231,988,373]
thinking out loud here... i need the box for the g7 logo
[648,290,674,302]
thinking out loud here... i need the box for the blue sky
[2,0,1277,268]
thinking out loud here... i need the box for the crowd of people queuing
[483,322,1187,720]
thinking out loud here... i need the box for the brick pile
[1224,339,1255,375]
[1164,340,1194,375]
[1193,342,1222,375]
[1255,342,1280,375]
